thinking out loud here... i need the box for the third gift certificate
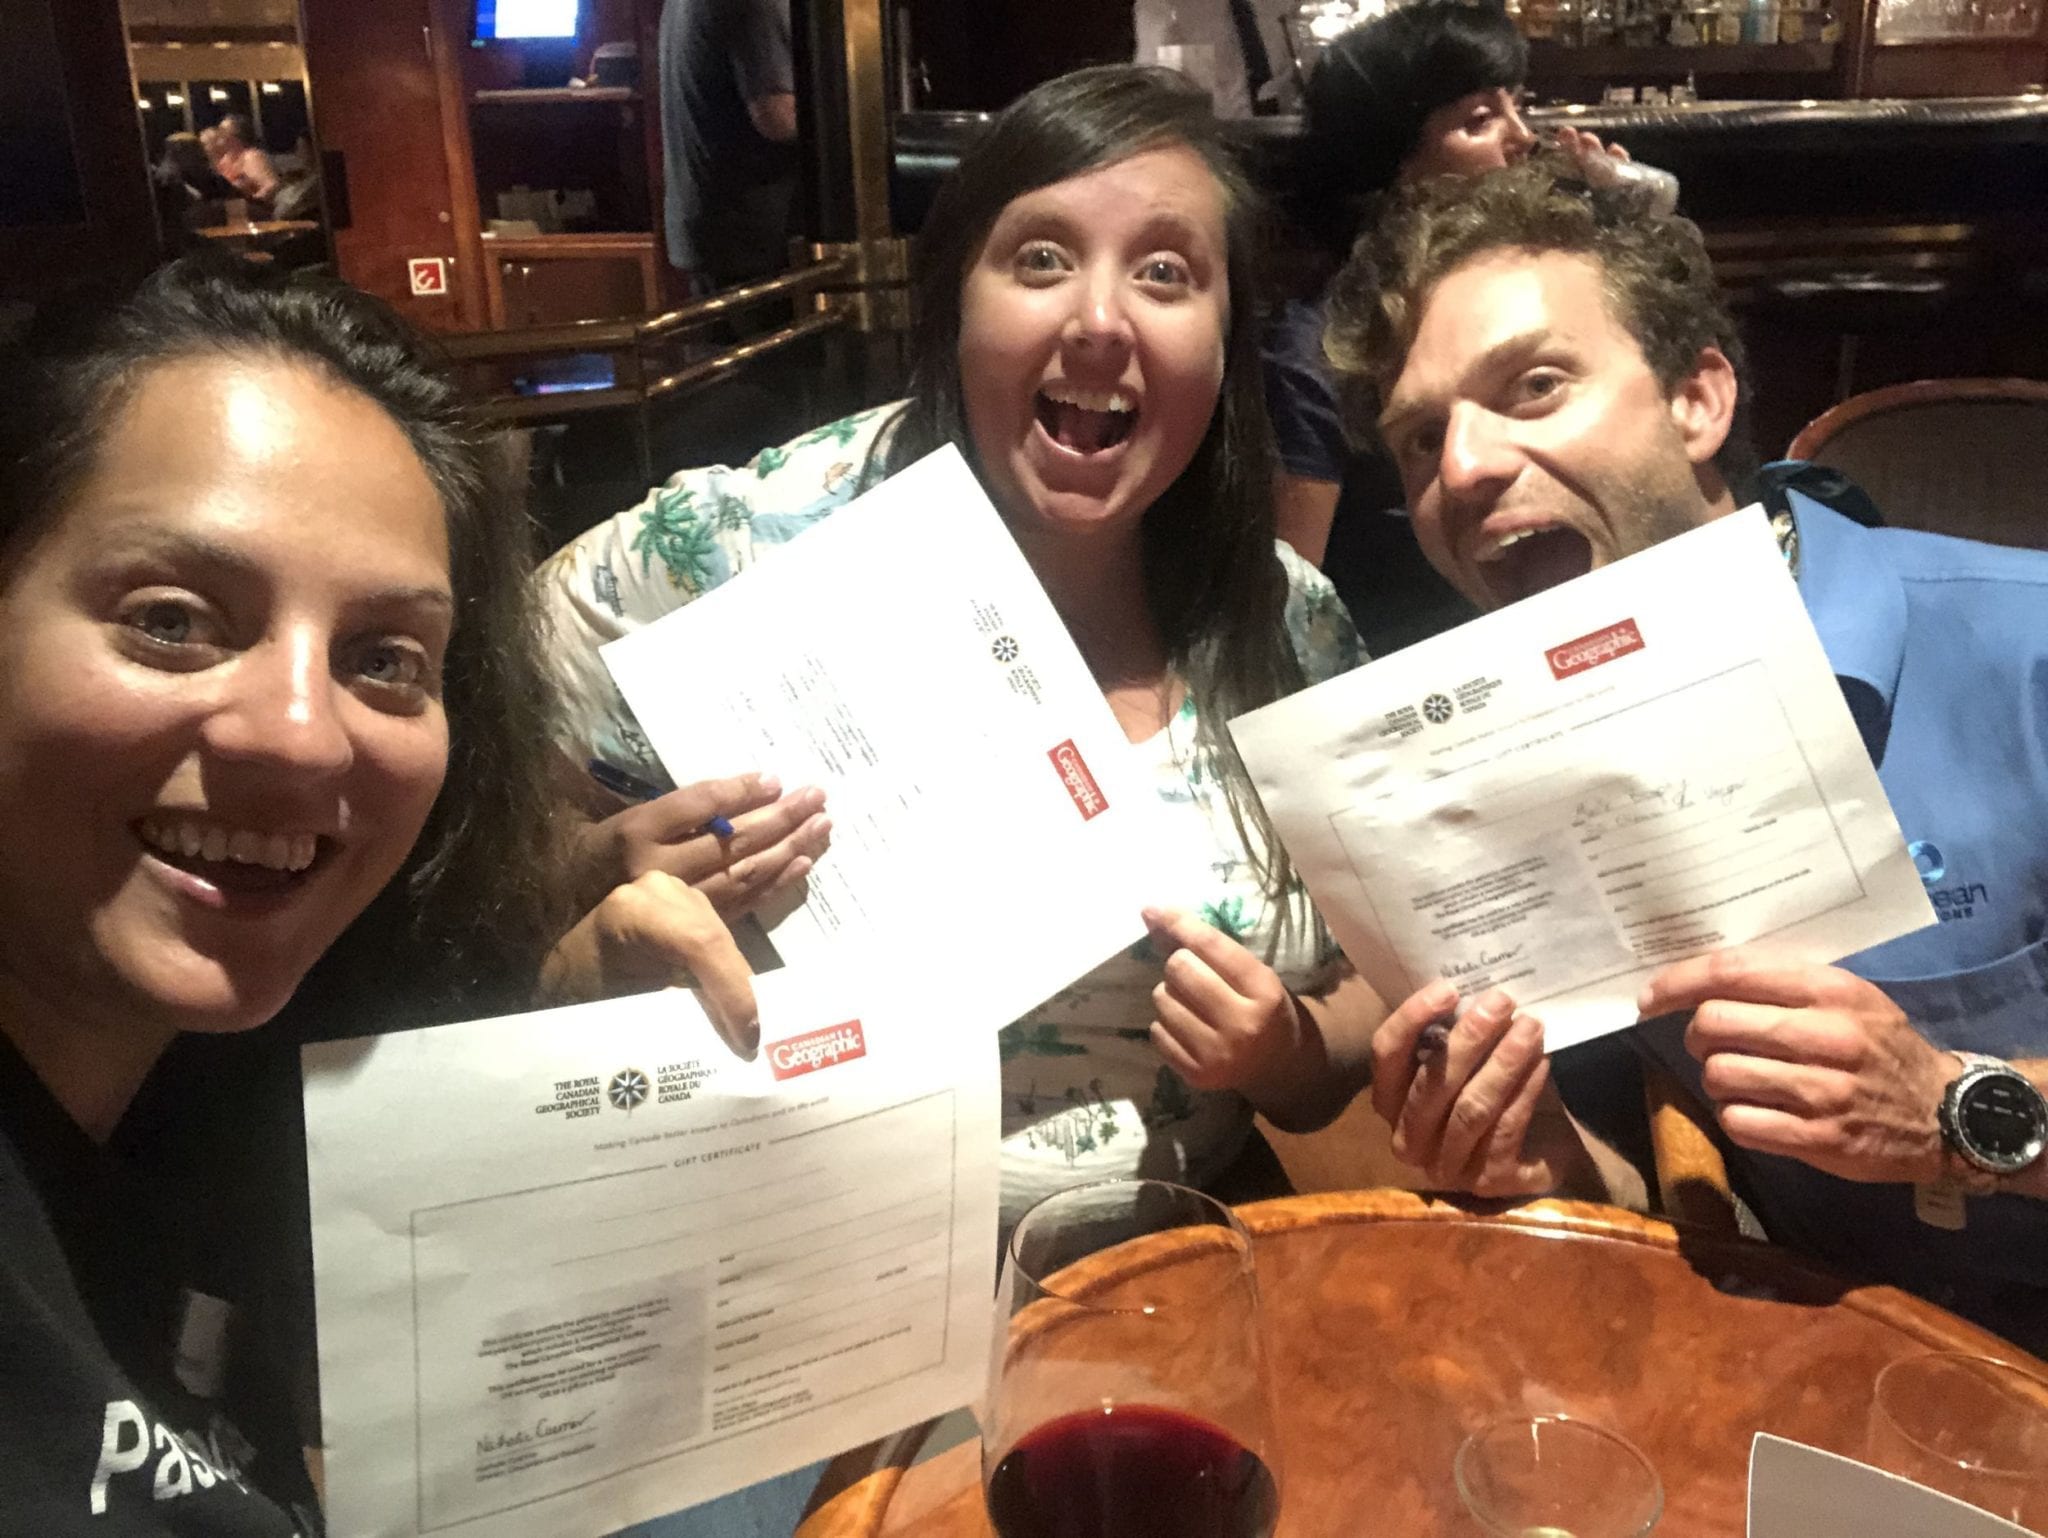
[1230,509,1935,1049]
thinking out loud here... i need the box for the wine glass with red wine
[981,1179,1280,1538]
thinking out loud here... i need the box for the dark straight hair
[0,258,562,1023]
[883,65,1310,929]
[1299,0,1527,259]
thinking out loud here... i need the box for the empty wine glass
[981,1179,1280,1538]
[1867,1352,2048,1527]
[1455,1413,1664,1538]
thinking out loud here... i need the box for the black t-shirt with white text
[0,1032,320,1535]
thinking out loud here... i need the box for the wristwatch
[1937,1052,2048,1185]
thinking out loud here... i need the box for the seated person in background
[209,115,283,208]
[1323,160,2048,1353]
[540,65,1386,1234]
[1270,0,1624,652]
[0,262,760,1534]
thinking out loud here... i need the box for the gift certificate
[600,444,1191,1031]
[1230,508,1936,1050]
[306,967,998,1538]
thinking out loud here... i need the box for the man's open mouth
[1474,524,1594,607]
[1035,385,1136,455]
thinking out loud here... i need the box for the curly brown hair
[1324,156,1757,497]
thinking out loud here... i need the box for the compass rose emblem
[1422,693,1455,725]
[608,1068,650,1111]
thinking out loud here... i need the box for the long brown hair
[0,258,561,1025]
[883,65,1309,926]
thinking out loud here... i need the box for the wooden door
[0,0,159,307]
[300,0,487,329]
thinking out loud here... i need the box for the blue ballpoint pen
[587,759,735,837]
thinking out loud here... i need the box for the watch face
[1959,1073,2048,1172]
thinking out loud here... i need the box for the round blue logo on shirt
[1909,840,1946,885]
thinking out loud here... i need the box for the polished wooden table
[797,1191,2043,1537]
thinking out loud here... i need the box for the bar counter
[894,93,2048,455]
[895,93,2048,225]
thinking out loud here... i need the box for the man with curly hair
[1329,161,2048,1353]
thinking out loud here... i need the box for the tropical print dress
[537,404,1368,1226]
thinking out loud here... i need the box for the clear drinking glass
[981,1179,1280,1538]
[1867,1352,2048,1527]
[1454,1413,1664,1538]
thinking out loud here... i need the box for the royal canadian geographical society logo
[991,635,1020,664]
[1422,692,1455,724]
[607,1067,650,1111]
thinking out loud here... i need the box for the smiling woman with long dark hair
[542,65,1390,1233]
[0,261,759,1535]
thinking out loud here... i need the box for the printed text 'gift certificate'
[306,969,998,1538]
[1230,508,1934,1049]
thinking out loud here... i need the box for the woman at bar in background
[0,261,763,1536]
[1269,0,1630,650]
[542,64,1389,1237]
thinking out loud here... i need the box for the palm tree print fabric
[536,405,1367,1227]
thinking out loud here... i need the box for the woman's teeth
[139,816,318,873]
[1042,384,1135,414]
[1035,386,1137,453]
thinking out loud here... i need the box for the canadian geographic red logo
[1048,739,1108,821]
[767,1021,867,1081]
[1546,618,1645,680]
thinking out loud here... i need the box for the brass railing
[441,254,859,477]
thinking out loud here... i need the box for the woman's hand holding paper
[541,871,762,1060]
[574,770,832,918]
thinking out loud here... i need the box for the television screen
[474,0,579,41]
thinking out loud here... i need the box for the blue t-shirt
[1261,298,1347,485]
[1639,493,2048,1350]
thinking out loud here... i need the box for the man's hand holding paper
[1644,946,1956,1185]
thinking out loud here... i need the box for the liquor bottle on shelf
[1152,3,1220,102]
[1779,0,1808,43]
[1622,0,1662,46]
[1818,0,1843,39]
[1715,0,1747,43]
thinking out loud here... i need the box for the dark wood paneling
[0,0,159,304]
[1863,40,2048,95]
[302,0,484,328]
[901,0,1133,110]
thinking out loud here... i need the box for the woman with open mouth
[0,262,761,1535]
[542,64,1392,1238]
